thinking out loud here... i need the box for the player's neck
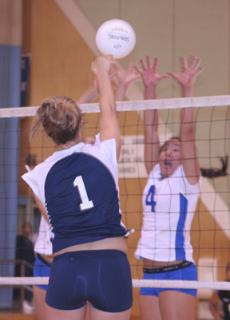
[56,138,81,151]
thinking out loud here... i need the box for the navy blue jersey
[22,137,127,253]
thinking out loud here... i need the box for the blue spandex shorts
[46,250,133,312]
[140,261,197,297]
[33,254,51,290]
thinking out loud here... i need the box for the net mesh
[0,95,230,294]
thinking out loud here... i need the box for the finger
[133,73,142,80]
[130,67,141,77]
[140,58,147,70]
[110,59,120,69]
[146,56,151,68]
[103,54,114,61]
[109,69,118,79]
[188,55,195,67]
[128,63,138,74]
[152,57,158,71]
[179,57,187,71]
[134,65,142,74]
[109,65,117,77]
[109,65,120,82]
[110,76,119,86]
[194,58,202,70]
[91,61,97,73]
[127,62,134,69]
[195,65,204,75]
[189,55,199,69]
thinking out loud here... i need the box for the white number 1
[73,176,94,211]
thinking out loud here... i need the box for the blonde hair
[32,96,82,145]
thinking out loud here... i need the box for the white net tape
[0,95,230,118]
[1,278,230,290]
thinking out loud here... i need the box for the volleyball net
[0,95,229,293]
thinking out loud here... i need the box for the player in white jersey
[32,216,53,319]
[135,56,203,320]
[22,56,133,320]
[24,156,53,319]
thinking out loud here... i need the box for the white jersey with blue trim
[34,216,53,256]
[135,164,200,263]
[22,137,127,253]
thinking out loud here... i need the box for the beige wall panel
[174,0,230,96]
[29,0,95,104]
[75,0,120,22]
[0,0,22,45]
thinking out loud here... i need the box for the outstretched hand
[168,56,203,95]
[91,55,115,75]
[135,56,169,88]
[111,63,141,88]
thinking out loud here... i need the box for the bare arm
[168,56,203,184]
[114,63,141,101]
[76,79,98,105]
[136,56,168,174]
[79,63,140,146]
[33,193,50,224]
[91,56,120,159]
[24,159,50,224]
[209,291,222,320]
[144,104,159,175]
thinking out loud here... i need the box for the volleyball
[95,19,136,59]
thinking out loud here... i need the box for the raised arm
[209,291,222,320]
[76,79,98,105]
[113,63,141,101]
[33,194,50,223]
[91,56,120,159]
[168,56,203,184]
[24,157,50,223]
[136,56,168,174]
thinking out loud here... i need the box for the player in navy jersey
[134,56,203,320]
[29,66,139,319]
[22,56,133,320]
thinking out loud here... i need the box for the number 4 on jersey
[73,176,94,211]
[145,185,156,212]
